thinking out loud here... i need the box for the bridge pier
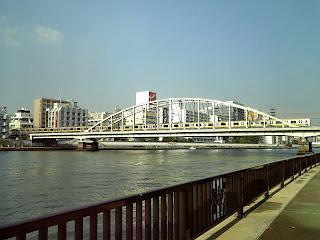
[77,141,99,151]
[297,139,313,155]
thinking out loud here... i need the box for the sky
[1,0,320,125]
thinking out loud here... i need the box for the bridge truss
[30,98,320,141]
[87,98,297,132]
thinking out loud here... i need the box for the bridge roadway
[30,126,320,141]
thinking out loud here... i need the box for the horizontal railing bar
[0,153,319,239]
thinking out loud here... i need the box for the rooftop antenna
[60,92,62,103]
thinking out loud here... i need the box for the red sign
[149,92,156,102]
[55,111,58,128]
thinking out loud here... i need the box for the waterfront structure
[9,108,34,130]
[34,98,69,128]
[0,106,9,139]
[46,100,88,128]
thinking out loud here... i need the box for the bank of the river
[100,141,292,150]
[0,142,293,151]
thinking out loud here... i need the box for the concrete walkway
[196,164,320,240]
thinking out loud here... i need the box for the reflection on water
[0,148,311,224]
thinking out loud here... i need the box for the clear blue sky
[1,1,319,125]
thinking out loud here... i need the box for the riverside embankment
[100,141,288,150]
[0,142,291,151]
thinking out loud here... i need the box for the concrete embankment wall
[100,141,285,150]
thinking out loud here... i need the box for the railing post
[174,191,180,240]
[16,234,26,240]
[90,213,98,240]
[168,192,174,240]
[126,204,133,240]
[238,172,244,218]
[145,199,151,240]
[292,160,295,181]
[305,157,308,173]
[136,201,143,240]
[179,190,186,240]
[153,197,159,240]
[58,223,66,240]
[281,161,285,188]
[115,207,122,240]
[187,187,193,239]
[206,182,211,228]
[198,184,203,230]
[192,185,199,236]
[75,218,83,240]
[103,210,111,240]
[161,195,167,240]
[39,227,48,240]
[265,165,270,199]
[299,157,302,176]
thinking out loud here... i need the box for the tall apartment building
[0,106,9,139]
[34,98,69,128]
[46,100,88,128]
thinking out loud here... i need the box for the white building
[136,91,157,105]
[0,106,9,139]
[9,108,34,130]
[128,91,157,125]
[46,100,88,128]
[88,111,110,127]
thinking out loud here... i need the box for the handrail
[1,153,319,239]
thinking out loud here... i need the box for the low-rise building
[9,108,34,130]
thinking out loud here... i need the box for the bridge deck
[196,164,320,240]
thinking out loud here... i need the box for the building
[216,101,245,121]
[34,98,70,128]
[128,91,157,125]
[46,100,88,128]
[9,108,34,130]
[136,91,157,105]
[88,111,110,127]
[0,106,9,139]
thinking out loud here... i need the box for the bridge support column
[77,141,99,151]
[77,141,86,150]
[297,139,313,155]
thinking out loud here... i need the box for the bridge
[29,98,320,150]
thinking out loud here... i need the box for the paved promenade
[197,164,320,240]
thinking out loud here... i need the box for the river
[0,148,315,225]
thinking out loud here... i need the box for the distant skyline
[1,1,319,125]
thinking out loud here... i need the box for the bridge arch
[86,98,297,132]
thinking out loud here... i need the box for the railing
[1,153,319,240]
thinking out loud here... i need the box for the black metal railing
[1,153,319,240]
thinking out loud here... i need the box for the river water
[0,148,314,225]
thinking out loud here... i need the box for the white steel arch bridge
[30,98,320,142]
